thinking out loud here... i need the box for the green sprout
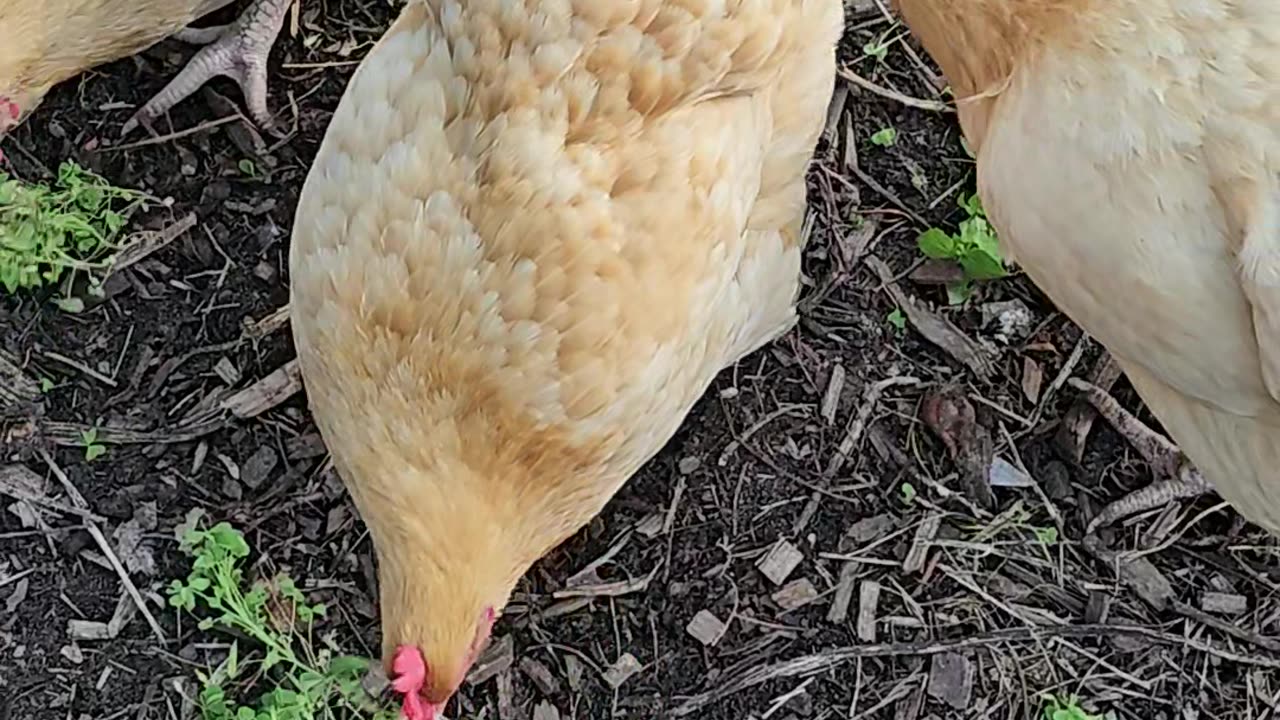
[917,192,1006,304]
[900,482,917,504]
[0,161,147,294]
[168,520,396,720]
[887,308,906,331]
[1041,694,1106,720]
[80,427,106,462]
[1033,526,1059,546]
[870,127,897,147]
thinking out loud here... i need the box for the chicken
[288,0,843,716]
[0,0,288,144]
[895,0,1280,534]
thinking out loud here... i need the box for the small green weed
[899,482,917,505]
[862,38,890,62]
[168,519,396,720]
[0,161,147,294]
[1033,526,1059,546]
[870,127,897,147]
[1041,694,1107,720]
[80,427,106,462]
[886,308,906,331]
[917,192,1006,304]
[861,24,906,63]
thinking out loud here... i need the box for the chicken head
[389,607,496,719]
[331,451,559,720]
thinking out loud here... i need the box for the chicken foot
[122,0,290,136]
[1067,378,1215,533]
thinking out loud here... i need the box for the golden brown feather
[289,0,843,712]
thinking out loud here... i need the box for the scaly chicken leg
[122,0,290,136]
[1068,378,1215,533]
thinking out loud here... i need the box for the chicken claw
[1067,378,1215,533]
[122,0,290,136]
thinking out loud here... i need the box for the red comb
[391,645,427,720]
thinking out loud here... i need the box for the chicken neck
[335,446,549,701]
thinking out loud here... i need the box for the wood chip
[602,653,643,688]
[772,578,819,611]
[532,701,561,720]
[284,433,326,460]
[496,670,516,720]
[466,635,514,686]
[988,456,1034,488]
[903,516,941,574]
[868,256,995,379]
[519,656,562,698]
[111,502,158,576]
[60,643,85,664]
[95,666,113,691]
[980,299,1034,343]
[564,655,585,691]
[4,577,28,614]
[240,446,278,490]
[635,512,664,538]
[844,514,895,545]
[856,580,882,643]
[1084,536,1173,610]
[219,360,302,419]
[908,258,964,285]
[68,620,113,641]
[253,260,278,282]
[242,304,290,340]
[1021,357,1043,403]
[0,349,41,412]
[1084,591,1112,625]
[826,563,859,624]
[927,653,973,710]
[663,476,687,534]
[757,539,804,586]
[542,597,592,618]
[821,365,846,425]
[107,594,137,637]
[1202,592,1249,616]
[686,609,728,647]
[213,357,241,385]
[553,568,655,599]
[107,213,197,276]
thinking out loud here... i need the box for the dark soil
[4,3,1280,720]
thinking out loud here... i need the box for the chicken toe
[122,0,290,136]
[1067,377,1216,533]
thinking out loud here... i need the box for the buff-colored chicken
[0,0,288,144]
[896,0,1280,533]
[289,0,842,717]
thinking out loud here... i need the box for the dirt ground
[4,2,1280,720]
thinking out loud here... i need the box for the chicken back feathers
[289,0,841,699]
[901,0,1280,532]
